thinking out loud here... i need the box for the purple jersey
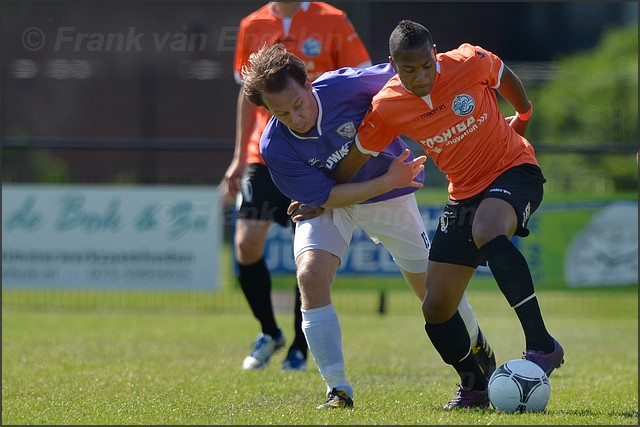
[259,63,425,207]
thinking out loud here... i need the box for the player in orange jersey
[335,20,564,410]
[218,2,371,372]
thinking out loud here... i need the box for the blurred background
[2,1,638,310]
[2,1,637,187]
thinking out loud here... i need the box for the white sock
[301,304,353,398]
[458,293,480,345]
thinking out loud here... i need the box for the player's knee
[422,296,457,324]
[235,233,266,261]
[296,266,332,309]
[472,213,517,247]
[472,222,503,247]
[296,262,330,288]
[235,245,263,265]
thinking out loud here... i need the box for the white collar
[285,88,322,140]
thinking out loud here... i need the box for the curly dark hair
[389,20,433,60]
[242,44,308,108]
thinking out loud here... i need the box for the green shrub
[527,24,638,191]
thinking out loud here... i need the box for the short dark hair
[242,44,308,108]
[389,20,433,59]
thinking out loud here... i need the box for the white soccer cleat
[242,331,285,370]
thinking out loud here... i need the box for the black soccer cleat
[316,388,354,409]
[472,328,497,379]
[443,384,490,411]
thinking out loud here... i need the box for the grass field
[3,189,637,424]
[2,285,637,425]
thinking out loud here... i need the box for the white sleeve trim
[355,134,380,157]
[492,61,504,89]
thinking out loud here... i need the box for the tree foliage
[525,24,638,192]
[529,24,638,145]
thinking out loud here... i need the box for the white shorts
[293,193,430,273]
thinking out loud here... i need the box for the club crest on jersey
[302,37,322,57]
[452,94,475,116]
[336,121,356,139]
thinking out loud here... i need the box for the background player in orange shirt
[218,2,372,372]
[336,20,564,410]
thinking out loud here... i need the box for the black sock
[480,235,553,352]
[290,283,308,358]
[238,258,280,339]
[424,311,488,390]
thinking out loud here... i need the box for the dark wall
[336,2,636,62]
[2,1,636,183]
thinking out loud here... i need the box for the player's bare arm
[322,149,425,208]
[288,149,425,221]
[329,141,371,184]
[219,89,259,204]
[497,65,532,137]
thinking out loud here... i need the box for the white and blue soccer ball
[488,359,551,413]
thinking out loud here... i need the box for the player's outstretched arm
[322,149,425,208]
[329,142,371,183]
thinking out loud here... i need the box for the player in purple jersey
[242,44,495,409]
[259,62,420,207]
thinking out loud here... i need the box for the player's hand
[219,161,245,205]
[384,149,426,190]
[287,200,325,223]
[508,115,529,137]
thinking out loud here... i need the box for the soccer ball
[488,359,551,413]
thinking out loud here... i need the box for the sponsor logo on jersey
[452,94,475,116]
[325,141,351,169]
[308,157,320,166]
[302,37,322,57]
[420,104,446,119]
[336,121,356,139]
[418,116,480,153]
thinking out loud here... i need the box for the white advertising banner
[564,201,638,287]
[2,184,222,290]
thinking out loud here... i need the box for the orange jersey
[356,43,538,200]
[234,2,371,165]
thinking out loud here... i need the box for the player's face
[391,43,437,98]
[263,78,318,135]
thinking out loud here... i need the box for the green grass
[413,186,638,205]
[2,287,637,425]
[3,191,637,424]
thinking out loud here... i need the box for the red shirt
[234,2,371,165]
[356,43,538,200]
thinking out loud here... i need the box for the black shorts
[428,163,546,268]
[237,163,292,227]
